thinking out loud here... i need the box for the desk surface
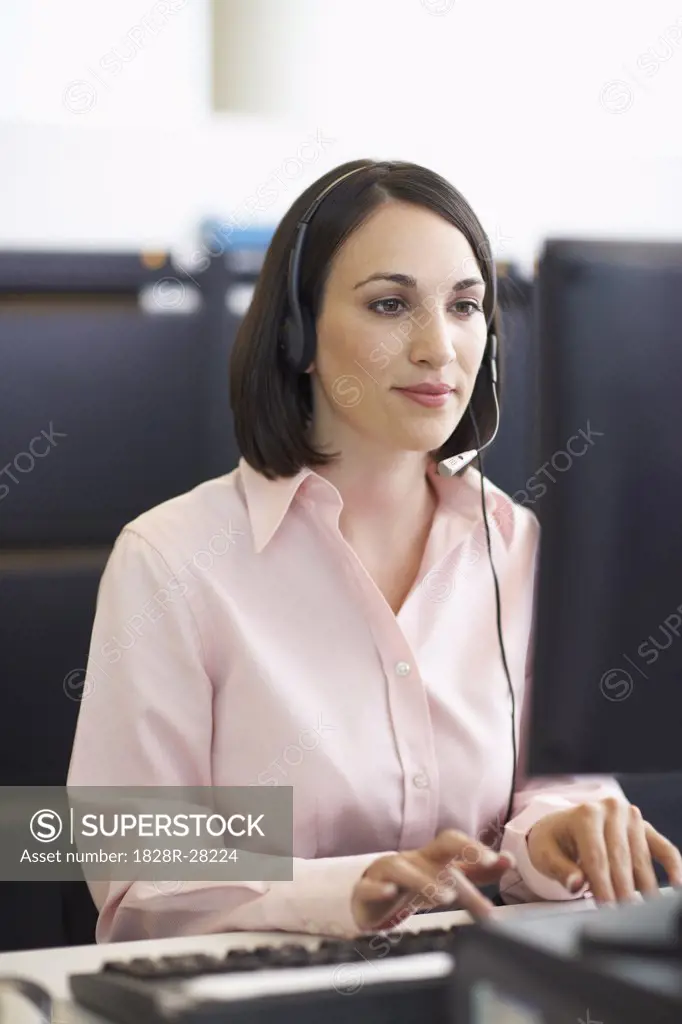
[0,899,597,1024]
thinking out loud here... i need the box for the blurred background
[1,0,682,260]
[1,0,681,953]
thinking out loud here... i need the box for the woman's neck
[315,456,438,545]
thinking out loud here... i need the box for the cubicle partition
[0,247,256,950]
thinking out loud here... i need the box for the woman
[68,158,682,943]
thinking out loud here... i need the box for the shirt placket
[313,506,442,850]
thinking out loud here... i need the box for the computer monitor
[528,239,682,777]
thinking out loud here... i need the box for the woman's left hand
[526,797,682,902]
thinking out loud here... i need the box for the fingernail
[380,883,398,897]
[438,886,458,903]
[566,873,583,893]
[479,850,499,867]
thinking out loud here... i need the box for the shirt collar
[238,456,516,555]
[426,459,517,549]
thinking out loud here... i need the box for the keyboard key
[97,923,464,984]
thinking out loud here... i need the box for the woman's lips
[395,388,453,408]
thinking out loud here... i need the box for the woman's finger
[526,814,584,891]
[370,854,458,903]
[571,804,615,903]
[445,867,496,919]
[602,798,635,901]
[645,821,682,888]
[456,849,517,886]
[377,863,494,921]
[354,877,400,903]
[424,829,508,869]
[356,870,456,931]
[626,806,659,897]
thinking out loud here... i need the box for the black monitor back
[529,239,682,776]
[0,252,238,546]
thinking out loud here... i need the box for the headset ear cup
[281,307,316,373]
[281,315,300,370]
[299,307,317,371]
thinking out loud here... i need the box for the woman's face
[307,199,489,458]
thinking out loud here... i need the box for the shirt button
[395,661,411,676]
[412,772,430,789]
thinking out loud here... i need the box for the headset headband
[281,164,497,373]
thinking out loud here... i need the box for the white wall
[0,0,210,125]
[1,0,681,268]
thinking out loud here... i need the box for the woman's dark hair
[229,158,503,479]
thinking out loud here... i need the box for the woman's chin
[393,426,460,453]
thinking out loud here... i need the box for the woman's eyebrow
[353,272,485,291]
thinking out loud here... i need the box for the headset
[280,164,518,834]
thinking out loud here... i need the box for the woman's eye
[369,297,405,316]
[452,299,482,317]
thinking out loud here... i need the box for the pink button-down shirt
[67,456,623,943]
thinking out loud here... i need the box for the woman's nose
[408,311,458,367]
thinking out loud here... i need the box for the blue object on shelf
[201,219,275,249]
[200,219,275,274]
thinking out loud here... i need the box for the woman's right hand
[350,829,516,932]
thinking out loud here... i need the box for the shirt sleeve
[67,527,387,942]
[498,530,628,903]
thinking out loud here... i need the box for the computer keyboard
[69,924,466,1024]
